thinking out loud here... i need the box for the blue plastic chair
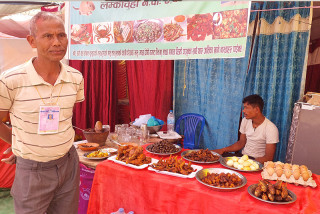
[174,113,205,149]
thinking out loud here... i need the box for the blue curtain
[243,2,311,162]
[173,4,257,149]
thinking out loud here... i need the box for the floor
[0,189,14,214]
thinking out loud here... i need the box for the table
[87,146,320,214]
[0,138,15,188]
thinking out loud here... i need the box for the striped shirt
[0,58,84,162]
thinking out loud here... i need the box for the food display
[116,145,151,166]
[182,149,220,163]
[114,21,134,43]
[261,161,317,188]
[150,155,196,175]
[196,168,247,190]
[86,150,109,158]
[134,20,163,43]
[212,9,248,39]
[221,155,262,171]
[201,172,242,188]
[248,180,296,204]
[164,22,185,41]
[187,13,213,41]
[146,140,181,155]
[78,142,99,151]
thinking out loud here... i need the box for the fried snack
[151,155,195,175]
[183,149,219,162]
[201,172,242,188]
[146,140,179,154]
[116,145,151,166]
[253,180,293,202]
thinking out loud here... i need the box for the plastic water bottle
[111,208,125,214]
[167,110,175,133]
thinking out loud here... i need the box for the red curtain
[305,64,320,93]
[69,60,117,133]
[126,60,174,128]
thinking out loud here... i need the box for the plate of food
[78,142,99,151]
[247,180,297,204]
[181,149,220,164]
[146,140,182,156]
[220,155,263,172]
[196,168,247,191]
[133,19,163,43]
[83,150,110,160]
[108,155,157,169]
[148,156,203,178]
[109,145,155,169]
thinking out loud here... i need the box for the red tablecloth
[0,138,15,188]
[87,147,320,214]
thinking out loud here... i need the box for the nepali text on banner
[69,1,251,60]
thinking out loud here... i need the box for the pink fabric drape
[69,60,117,133]
[126,60,174,128]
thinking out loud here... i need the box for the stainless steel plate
[219,156,263,172]
[247,184,297,204]
[83,152,110,160]
[181,150,221,164]
[195,168,247,191]
[146,144,182,156]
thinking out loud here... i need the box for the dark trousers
[11,146,80,214]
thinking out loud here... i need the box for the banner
[69,1,250,60]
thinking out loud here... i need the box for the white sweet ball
[227,159,234,166]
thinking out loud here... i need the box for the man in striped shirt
[0,12,84,214]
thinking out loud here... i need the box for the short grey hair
[29,11,64,36]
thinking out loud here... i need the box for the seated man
[213,94,279,163]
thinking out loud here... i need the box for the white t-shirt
[240,117,279,158]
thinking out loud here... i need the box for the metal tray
[146,144,182,156]
[219,156,263,172]
[181,150,221,164]
[247,184,297,204]
[196,168,247,191]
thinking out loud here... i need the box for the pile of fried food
[151,155,195,175]
[146,140,179,154]
[116,145,151,166]
[86,151,109,158]
[183,149,219,162]
[253,180,293,202]
[201,172,242,188]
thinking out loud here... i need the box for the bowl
[83,128,109,146]
[129,122,165,134]
[78,143,99,151]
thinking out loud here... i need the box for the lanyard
[35,83,63,105]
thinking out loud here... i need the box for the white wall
[0,38,37,73]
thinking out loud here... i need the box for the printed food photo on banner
[92,22,114,44]
[212,9,248,39]
[133,19,164,43]
[70,23,92,45]
[72,1,96,16]
[114,21,134,43]
[187,13,214,41]
[163,16,187,43]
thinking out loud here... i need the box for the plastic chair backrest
[175,113,205,149]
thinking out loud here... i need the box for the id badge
[38,106,60,134]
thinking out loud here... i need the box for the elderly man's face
[29,18,68,62]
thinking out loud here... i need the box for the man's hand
[212,148,226,155]
[1,147,16,165]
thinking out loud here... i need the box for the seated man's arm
[213,133,247,155]
[255,143,276,164]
